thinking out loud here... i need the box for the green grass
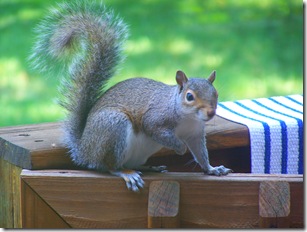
[0,0,303,127]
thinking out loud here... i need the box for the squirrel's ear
[176,70,188,90]
[208,70,216,84]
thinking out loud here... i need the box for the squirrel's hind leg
[82,109,146,192]
[110,169,144,192]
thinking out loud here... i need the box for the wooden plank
[148,181,180,228]
[21,170,149,228]
[21,179,70,228]
[0,116,249,170]
[205,116,249,149]
[0,159,22,228]
[0,122,69,169]
[289,182,304,228]
[259,181,290,228]
[20,170,303,228]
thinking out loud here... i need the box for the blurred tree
[0,0,303,126]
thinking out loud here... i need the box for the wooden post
[148,181,180,228]
[259,181,290,228]
[0,159,22,228]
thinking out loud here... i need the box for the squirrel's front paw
[206,165,233,176]
[110,170,145,192]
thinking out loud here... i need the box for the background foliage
[0,0,303,127]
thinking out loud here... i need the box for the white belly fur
[123,125,163,169]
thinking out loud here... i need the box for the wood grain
[0,116,249,170]
[20,170,303,228]
[148,181,180,228]
[259,181,291,228]
[0,159,22,228]
[21,179,70,228]
[0,122,69,169]
[205,116,249,149]
[259,181,290,217]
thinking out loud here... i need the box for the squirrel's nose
[207,109,216,118]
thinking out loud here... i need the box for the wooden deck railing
[0,115,303,228]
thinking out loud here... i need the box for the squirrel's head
[176,70,218,122]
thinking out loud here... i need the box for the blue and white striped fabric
[216,94,303,174]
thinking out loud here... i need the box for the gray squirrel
[30,1,232,192]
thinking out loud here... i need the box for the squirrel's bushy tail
[30,1,128,148]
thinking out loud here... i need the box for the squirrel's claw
[110,170,145,192]
[206,165,233,176]
[124,173,144,192]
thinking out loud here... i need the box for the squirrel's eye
[186,92,194,101]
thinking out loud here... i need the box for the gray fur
[31,1,232,191]
[30,1,128,160]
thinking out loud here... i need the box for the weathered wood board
[20,170,303,228]
[0,115,249,170]
[1,118,303,229]
[0,116,250,228]
[0,159,22,228]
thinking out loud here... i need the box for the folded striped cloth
[216,94,303,174]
